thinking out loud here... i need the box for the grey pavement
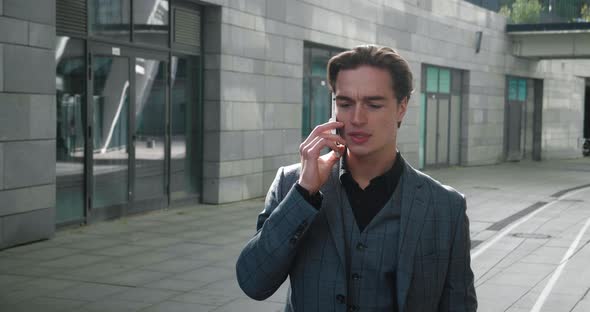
[1,158,589,312]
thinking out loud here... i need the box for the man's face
[334,65,408,159]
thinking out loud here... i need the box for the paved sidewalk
[0,158,589,312]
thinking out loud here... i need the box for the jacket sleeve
[438,196,478,312]
[236,166,319,301]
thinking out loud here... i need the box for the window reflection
[92,56,130,209]
[134,0,169,46]
[90,0,131,41]
[134,58,166,202]
[56,37,86,224]
[170,55,201,200]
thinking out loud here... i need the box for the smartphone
[329,93,341,136]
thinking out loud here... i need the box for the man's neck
[346,148,398,189]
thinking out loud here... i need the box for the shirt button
[356,243,366,251]
[352,273,361,280]
[336,294,345,304]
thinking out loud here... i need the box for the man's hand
[298,121,346,195]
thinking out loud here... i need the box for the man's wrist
[295,182,322,210]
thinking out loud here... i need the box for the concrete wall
[194,0,590,203]
[0,0,56,248]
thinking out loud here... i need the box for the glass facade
[55,0,202,225]
[134,0,170,46]
[55,37,86,225]
[170,55,202,201]
[134,58,167,202]
[92,56,130,209]
[90,0,131,41]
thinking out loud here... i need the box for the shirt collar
[339,150,405,187]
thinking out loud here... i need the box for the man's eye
[368,103,383,109]
[337,102,352,108]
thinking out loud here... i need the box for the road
[471,186,590,312]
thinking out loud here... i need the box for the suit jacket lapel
[397,162,430,311]
[321,165,346,269]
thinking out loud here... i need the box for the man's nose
[351,105,367,125]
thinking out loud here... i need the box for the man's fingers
[306,137,343,160]
[309,121,344,137]
[300,121,344,148]
[300,136,322,157]
[317,133,346,146]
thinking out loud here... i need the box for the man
[236,45,477,311]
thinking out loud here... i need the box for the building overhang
[507,23,590,59]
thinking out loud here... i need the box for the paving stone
[143,258,209,273]
[213,298,284,312]
[142,301,218,312]
[39,254,109,268]
[0,274,32,290]
[74,299,152,312]
[54,262,136,281]
[108,288,180,304]
[61,238,124,250]
[143,278,210,292]
[15,247,80,261]
[170,291,236,306]
[0,296,87,312]
[115,251,179,266]
[172,266,234,284]
[49,282,132,301]
[89,245,149,257]
[97,269,170,287]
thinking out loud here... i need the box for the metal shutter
[174,7,200,48]
[56,0,87,36]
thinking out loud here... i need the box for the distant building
[0,0,588,249]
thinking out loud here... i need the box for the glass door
[170,54,202,202]
[88,43,169,220]
[88,44,131,220]
[131,54,168,211]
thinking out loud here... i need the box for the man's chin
[346,145,372,157]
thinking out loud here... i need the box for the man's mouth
[348,132,371,144]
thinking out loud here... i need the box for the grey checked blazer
[236,157,477,311]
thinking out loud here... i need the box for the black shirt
[340,151,404,232]
[296,151,404,232]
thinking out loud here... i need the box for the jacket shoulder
[282,163,302,180]
[273,163,301,198]
[412,167,465,202]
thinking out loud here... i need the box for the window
[302,43,343,138]
[89,0,171,46]
[90,0,131,41]
[55,37,86,225]
[508,77,527,101]
[134,0,170,46]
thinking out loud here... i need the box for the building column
[0,0,56,249]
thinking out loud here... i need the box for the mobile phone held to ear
[329,93,341,137]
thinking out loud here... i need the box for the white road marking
[471,187,590,260]
[530,217,590,312]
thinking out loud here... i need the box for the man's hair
[327,45,414,103]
